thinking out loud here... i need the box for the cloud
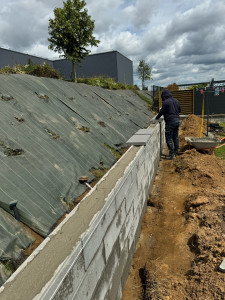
[1,0,225,87]
[139,0,225,87]
[0,0,56,51]
[176,1,224,34]
[112,31,141,55]
[123,0,158,29]
[87,0,124,34]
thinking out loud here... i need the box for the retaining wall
[0,121,164,300]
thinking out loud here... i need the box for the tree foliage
[137,59,152,90]
[166,83,179,91]
[187,83,208,90]
[48,0,100,82]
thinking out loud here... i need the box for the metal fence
[152,81,225,115]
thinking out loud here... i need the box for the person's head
[161,89,172,101]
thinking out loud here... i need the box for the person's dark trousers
[165,120,180,157]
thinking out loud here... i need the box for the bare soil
[22,224,44,256]
[122,115,225,300]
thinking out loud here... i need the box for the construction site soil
[122,115,225,300]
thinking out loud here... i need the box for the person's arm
[155,103,166,119]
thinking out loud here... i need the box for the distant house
[0,47,133,85]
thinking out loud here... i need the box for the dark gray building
[0,47,133,85]
[0,47,53,68]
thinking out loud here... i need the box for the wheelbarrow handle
[215,137,225,149]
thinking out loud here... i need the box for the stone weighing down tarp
[0,74,152,240]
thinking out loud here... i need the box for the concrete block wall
[41,123,162,300]
[0,121,164,300]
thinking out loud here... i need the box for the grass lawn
[214,122,225,160]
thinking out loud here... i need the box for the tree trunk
[71,61,77,83]
[142,79,145,90]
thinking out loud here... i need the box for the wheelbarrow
[185,137,222,154]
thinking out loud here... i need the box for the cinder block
[104,200,126,261]
[127,208,141,251]
[133,190,140,214]
[92,239,120,300]
[130,161,139,183]
[148,167,153,182]
[140,176,148,195]
[134,189,148,214]
[136,193,145,219]
[81,198,117,270]
[141,199,147,221]
[118,204,134,252]
[73,243,106,300]
[143,180,150,200]
[136,163,145,186]
[121,239,135,290]
[115,172,132,210]
[144,158,153,176]
[107,242,129,300]
[116,284,122,300]
[125,178,138,214]
[146,140,152,149]
[137,149,146,166]
[134,206,146,246]
[141,172,148,190]
[42,243,85,300]
[133,146,145,161]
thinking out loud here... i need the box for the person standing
[155,89,181,159]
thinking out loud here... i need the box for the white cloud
[112,31,141,55]
[1,0,225,88]
[123,0,158,29]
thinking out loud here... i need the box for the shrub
[27,64,61,79]
[0,62,62,79]
[77,76,139,90]
[0,65,138,90]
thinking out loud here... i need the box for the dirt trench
[122,115,225,300]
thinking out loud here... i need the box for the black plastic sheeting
[0,208,35,286]
[0,74,153,240]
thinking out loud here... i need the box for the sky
[0,0,225,88]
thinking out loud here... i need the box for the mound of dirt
[179,114,207,148]
[170,143,225,298]
[183,187,225,299]
[174,148,225,189]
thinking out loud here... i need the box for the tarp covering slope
[0,208,35,286]
[0,74,153,238]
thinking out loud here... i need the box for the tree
[48,0,100,82]
[166,83,179,91]
[137,60,152,90]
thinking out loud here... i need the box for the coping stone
[126,134,150,146]
[135,128,154,135]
